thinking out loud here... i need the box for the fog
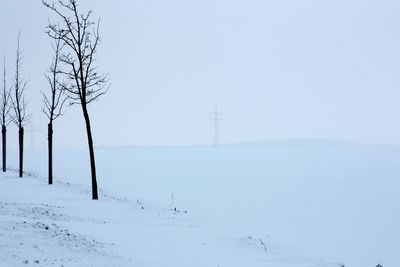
[1,0,400,148]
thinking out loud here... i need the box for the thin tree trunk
[18,126,23,177]
[48,123,53,185]
[2,125,6,172]
[82,105,98,200]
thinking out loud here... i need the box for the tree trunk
[2,125,6,172]
[48,123,53,185]
[82,105,98,200]
[18,126,23,177]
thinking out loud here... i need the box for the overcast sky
[1,0,400,148]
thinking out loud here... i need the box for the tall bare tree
[43,37,67,185]
[1,56,12,172]
[43,0,109,199]
[10,32,31,178]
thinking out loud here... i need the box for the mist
[1,0,400,148]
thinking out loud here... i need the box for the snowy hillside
[0,143,398,266]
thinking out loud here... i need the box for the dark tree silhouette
[43,0,109,199]
[1,56,12,172]
[43,37,67,185]
[10,32,31,178]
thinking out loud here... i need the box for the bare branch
[1,55,12,127]
[43,36,67,123]
[43,0,108,108]
[11,32,30,128]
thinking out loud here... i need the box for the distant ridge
[221,139,354,147]
[95,139,355,150]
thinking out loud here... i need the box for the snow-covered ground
[0,142,399,266]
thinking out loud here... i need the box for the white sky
[1,0,400,148]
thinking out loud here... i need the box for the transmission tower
[27,124,39,150]
[209,105,224,147]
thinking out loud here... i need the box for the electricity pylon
[27,123,38,150]
[209,105,224,147]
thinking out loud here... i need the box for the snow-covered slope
[1,143,398,266]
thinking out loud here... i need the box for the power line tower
[27,124,39,150]
[209,105,224,147]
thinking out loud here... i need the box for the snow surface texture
[0,143,398,266]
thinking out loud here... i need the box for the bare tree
[43,0,109,199]
[43,37,67,185]
[1,56,12,172]
[10,32,31,178]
